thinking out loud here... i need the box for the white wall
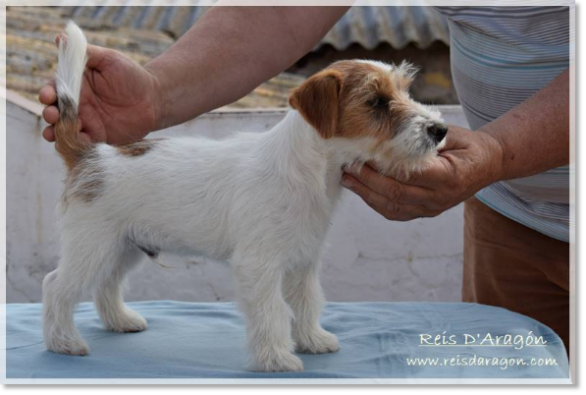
[6,92,469,303]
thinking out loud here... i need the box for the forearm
[480,68,569,181]
[145,5,350,131]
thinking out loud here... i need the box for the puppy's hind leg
[283,262,339,354]
[93,244,147,333]
[42,228,122,356]
[43,266,89,356]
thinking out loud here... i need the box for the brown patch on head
[289,60,417,147]
[116,139,158,157]
[289,70,343,139]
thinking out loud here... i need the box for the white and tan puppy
[43,22,447,372]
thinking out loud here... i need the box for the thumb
[438,125,466,152]
[85,44,113,69]
[55,33,108,70]
[55,33,65,47]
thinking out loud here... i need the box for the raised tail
[54,21,89,171]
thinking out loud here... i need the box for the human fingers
[42,126,56,142]
[344,164,435,205]
[42,105,60,125]
[38,81,57,106]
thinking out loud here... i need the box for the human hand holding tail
[39,30,160,145]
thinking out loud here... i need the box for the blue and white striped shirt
[435,6,571,242]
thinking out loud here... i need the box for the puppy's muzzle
[427,124,448,144]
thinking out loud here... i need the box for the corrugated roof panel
[61,5,449,50]
[6,5,455,107]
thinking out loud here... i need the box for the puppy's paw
[295,328,340,354]
[252,350,304,372]
[104,309,147,333]
[47,337,90,356]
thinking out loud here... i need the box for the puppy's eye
[368,97,389,109]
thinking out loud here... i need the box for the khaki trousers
[463,197,570,352]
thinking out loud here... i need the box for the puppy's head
[289,60,447,175]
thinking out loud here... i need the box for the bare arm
[147,5,351,130]
[482,68,569,180]
[342,68,570,221]
[40,6,350,144]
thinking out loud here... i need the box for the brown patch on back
[64,148,104,203]
[116,139,158,157]
[62,139,162,205]
[70,176,102,203]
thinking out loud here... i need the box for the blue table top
[5,301,569,380]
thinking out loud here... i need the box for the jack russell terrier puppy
[43,21,448,372]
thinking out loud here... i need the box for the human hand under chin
[341,125,505,221]
[38,34,162,146]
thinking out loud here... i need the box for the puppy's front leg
[232,252,303,372]
[283,262,339,354]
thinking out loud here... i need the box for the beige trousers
[463,197,570,353]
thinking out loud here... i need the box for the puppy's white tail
[55,21,89,171]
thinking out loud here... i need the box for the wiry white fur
[44,112,346,370]
[43,56,446,371]
[56,21,87,109]
[382,99,446,177]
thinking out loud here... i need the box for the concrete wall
[6,92,469,303]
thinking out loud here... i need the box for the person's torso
[434,6,572,241]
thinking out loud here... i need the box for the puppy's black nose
[427,124,448,144]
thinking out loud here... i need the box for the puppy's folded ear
[289,70,343,139]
